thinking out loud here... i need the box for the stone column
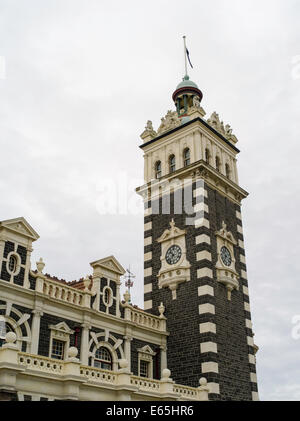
[80,323,91,366]
[30,310,43,355]
[0,235,6,272]
[116,282,121,318]
[123,336,133,371]
[160,345,167,376]
[23,246,33,289]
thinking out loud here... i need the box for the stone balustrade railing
[124,306,166,332]
[18,353,64,374]
[80,365,118,384]
[130,375,161,392]
[34,275,92,308]
[0,336,209,401]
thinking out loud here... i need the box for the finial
[36,258,45,274]
[158,302,165,318]
[170,219,175,229]
[124,290,131,304]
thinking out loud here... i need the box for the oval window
[8,255,17,274]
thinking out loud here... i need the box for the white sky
[0,0,299,401]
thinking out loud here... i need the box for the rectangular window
[140,360,149,378]
[51,339,65,360]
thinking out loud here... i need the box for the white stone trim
[144,267,152,277]
[144,221,152,231]
[243,286,249,296]
[241,269,247,280]
[247,336,254,347]
[144,237,152,247]
[196,234,211,245]
[199,322,216,334]
[252,392,259,401]
[193,187,208,198]
[244,302,251,312]
[144,252,152,262]
[238,239,244,249]
[236,210,242,220]
[245,319,252,329]
[250,373,257,383]
[196,250,212,261]
[195,218,210,229]
[144,283,152,294]
[240,254,246,264]
[144,300,152,310]
[197,268,213,279]
[144,207,153,216]
[200,342,218,354]
[237,224,243,234]
[201,362,219,374]
[249,354,256,365]
[198,285,214,297]
[199,304,215,315]
[207,382,220,394]
[194,203,209,213]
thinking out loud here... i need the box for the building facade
[0,73,258,401]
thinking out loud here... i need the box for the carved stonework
[157,219,191,300]
[157,110,181,135]
[206,112,238,144]
[215,222,239,300]
[140,120,157,141]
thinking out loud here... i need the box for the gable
[0,217,39,241]
[90,255,126,276]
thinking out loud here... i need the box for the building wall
[143,181,257,400]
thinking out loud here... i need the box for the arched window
[216,156,221,172]
[155,161,161,179]
[169,155,176,173]
[183,148,190,167]
[0,318,14,347]
[94,347,113,370]
[225,163,231,179]
[205,148,210,164]
[8,255,17,273]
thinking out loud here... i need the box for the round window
[7,254,19,275]
[103,287,113,307]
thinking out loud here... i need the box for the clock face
[220,246,232,267]
[165,245,182,265]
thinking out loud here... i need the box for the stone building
[0,73,258,401]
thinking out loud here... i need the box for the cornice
[139,117,240,153]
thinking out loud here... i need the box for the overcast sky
[0,0,299,401]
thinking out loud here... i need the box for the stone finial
[199,377,208,387]
[162,368,171,380]
[83,275,90,291]
[36,258,45,274]
[67,347,78,359]
[123,290,130,304]
[5,331,16,344]
[158,302,165,318]
[119,359,128,369]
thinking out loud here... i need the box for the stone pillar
[160,345,167,376]
[23,246,33,289]
[80,323,91,366]
[123,336,132,371]
[116,282,121,318]
[0,235,6,273]
[197,378,210,401]
[30,310,43,354]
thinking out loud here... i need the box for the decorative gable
[49,322,74,337]
[90,255,125,277]
[157,219,186,243]
[137,345,156,357]
[0,217,39,241]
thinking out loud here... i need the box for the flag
[186,47,193,69]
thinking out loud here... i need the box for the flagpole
[183,35,188,76]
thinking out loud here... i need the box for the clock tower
[136,73,259,401]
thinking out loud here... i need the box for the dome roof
[176,75,199,90]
